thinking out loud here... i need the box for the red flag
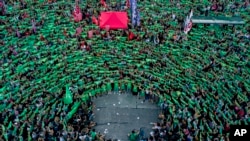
[88,30,93,39]
[22,12,29,19]
[100,0,107,8]
[237,109,244,118]
[128,31,135,40]
[211,4,218,11]
[75,26,82,36]
[74,5,80,15]
[92,16,99,25]
[40,35,45,41]
[73,5,82,22]
[126,0,130,8]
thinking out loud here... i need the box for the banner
[136,9,140,26]
[130,0,139,27]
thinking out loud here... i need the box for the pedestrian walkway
[93,92,160,140]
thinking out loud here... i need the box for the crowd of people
[0,0,249,140]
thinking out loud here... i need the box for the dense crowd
[0,0,249,141]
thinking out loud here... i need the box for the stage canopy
[99,11,128,30]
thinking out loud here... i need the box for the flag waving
[100,0,107,8]
[63,85,73,104]
[31,19,37,33]
[73,4,82,22]
[184,10,193,34]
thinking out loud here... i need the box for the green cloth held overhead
[114,81,119,91]
[158,95,164,105]
[0,93,4,100]
[106,83,112,91]
[176,91,181,96]
[140,91,145,97]
[81,94,89,102]
[133,85,138,93]
[90,89,96,97]
[101,85,107,93]
[0,1,249,140]
[19,109,27,117]
[121,83,126,90]
[2,125,8,140]
[63,85,73,104]
[7,122,12,129]
[66,102,81,121]
[127,81,132,91]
